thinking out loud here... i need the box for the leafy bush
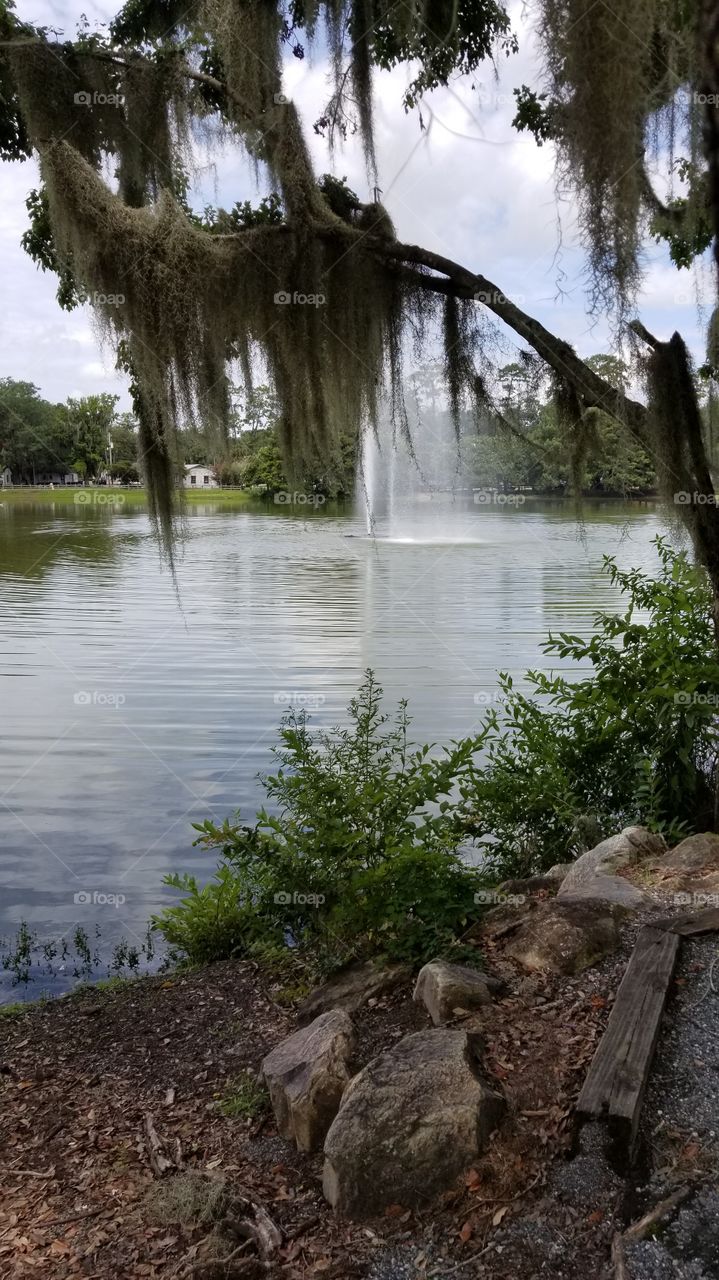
[157,866,264,966]
[155,672,484,971]
[464,538,719,877]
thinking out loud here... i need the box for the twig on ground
[623,1185,692,1241]
[36,1205,112,1229]
[144,1112,174,1176]
[285,1213,320,1241]
[611,1232,629,1279]
[428,1242,496,1277]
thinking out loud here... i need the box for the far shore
[0,486,659,507]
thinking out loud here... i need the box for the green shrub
[463,538,719,877]
[155,672,484,971]
[156,866,265,965]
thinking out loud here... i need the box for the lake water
[0,495,666,997]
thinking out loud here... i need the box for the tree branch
[355,234,651,445]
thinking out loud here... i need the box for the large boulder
[560,877,649,909]
[413,959,499,1025]
[557,825,663,908]
[322,1029,504,1218]
[490,899,623,975]
[655,833,719,875]
[296,961,411,1026]
[261,1010,355,1152]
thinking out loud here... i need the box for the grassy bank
[0,486,259,507]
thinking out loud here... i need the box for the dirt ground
[0,906,706,1280]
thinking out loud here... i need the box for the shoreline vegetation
[0,485,660,507]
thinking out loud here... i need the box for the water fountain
[357,384,479,542]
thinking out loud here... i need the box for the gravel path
[626,934,719,1280]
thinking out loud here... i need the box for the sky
[1,0,715,409]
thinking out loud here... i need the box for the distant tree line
[0,380,356,497]
[0,380,138,484]
[11,359,711,498]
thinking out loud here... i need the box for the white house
[36,470,82,486]
[0,467,11,489]
[183,463,218,489]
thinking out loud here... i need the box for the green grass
[0,1001,31,1019]
[0,486,258,507]
[216,1071,269,1120]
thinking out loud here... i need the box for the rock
[497,875,561,895]
[561,876,650,909]
[261,1010,355,1152]
[558,826,664,894]
[546,863,574,883]
[322,1029,504,1218]
[296,961,411,1026]
[413,959,499,1025]
[557,825,663,909]
[655,833,719,874]
[496,899,622,975]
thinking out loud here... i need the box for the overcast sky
[1,0,714,408]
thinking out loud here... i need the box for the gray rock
[561,876,649,909]
[557,825,663,908]
[261,1010,355,1152]
[545,862,574,883]
[296,961,411,1026]
[498,898,623,975]
[655,832,719,874]
[322,1028,504,1218]
[413,959,497,1025]
[558,825,664,889]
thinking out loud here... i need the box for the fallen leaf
[459,1220,473,1243]
[492,1206,509,1226]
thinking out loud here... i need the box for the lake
[0,494,666,997]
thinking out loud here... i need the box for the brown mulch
[0,922,665,1280]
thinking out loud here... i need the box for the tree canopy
[2,0,719,596]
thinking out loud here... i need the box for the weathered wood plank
[652,906,719,936]
[577,925,680,1148]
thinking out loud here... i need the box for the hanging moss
[5,0,491,540]
[538,0,701,318]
